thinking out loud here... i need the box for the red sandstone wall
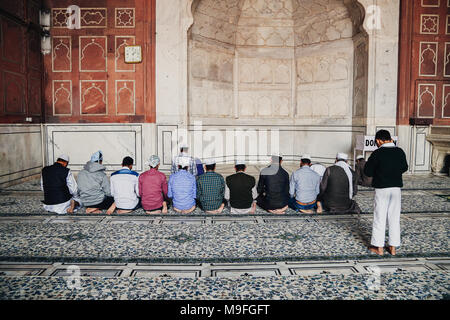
[43,0,155,124]
[0,0,43,124]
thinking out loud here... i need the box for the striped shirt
[168,170,197,210]
[196,171,225,211]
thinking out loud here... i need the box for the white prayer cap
[204,158,216,165]
[235,159,246,166]
[301,154,311,160]
[180,144,189,149]
[178,156,190,167]
[357,155,365,160]
[91,150,103,162]
[148,155,160,167]
[58,154,69,162]
[336,152,348,160]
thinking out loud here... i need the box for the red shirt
[138,168,168,211]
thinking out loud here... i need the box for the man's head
[204,159,216,172]
[235,160,246,172]
[356,155,365,163]
[180,144,189,153]
[271,155,283,165]
[122,156,133,169]
[148,155,160,170]
[375,130,393,148]
[177,156,190,171]
[300,154,311,167]
[90,150,103,164]
[336,152,348,163]
[56,154,69,167]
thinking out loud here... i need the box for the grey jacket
[77,161,111,206]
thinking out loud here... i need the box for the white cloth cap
[204,158,216,165]
[301,154,311,160]
[235,159,246,166]
[148,155,160,167]
[336,152,348,160]
[178,156,190,168]
[90,150,103,162]
[58,154,69,162]
[357,155,365,160]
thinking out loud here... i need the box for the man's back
[364,146,408,188]
[77,161,110,206]
[197,172,225,210]
[110,168,139,209]
[257,165,290,207]
[139,169,167,210]
[355,160,372,187]
[168,170,196,210]
[41,163,71,205]
[290,166,320,203]
[226,172,255,209]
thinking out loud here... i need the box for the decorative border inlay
[79,80,108,116]
[52,36,72,73]
[417,83,436,118]
[52,80,72,116]
[115,80,136,115]
[421,0,440,7]
[420,14,439,34]
[419,42,438,77]
[115,8,135,28]
[115,36,136,72]
[79,36,107,72]
[442,84,450,118]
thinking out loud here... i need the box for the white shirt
[40,171,80,214]
[110,167,140,210]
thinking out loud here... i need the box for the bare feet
[117,210,132,214]
[369,246,383,256]
[86,208,102,214]
[106,203,116,215]
[385,246,396,255]
[269,205,288,214]
[67,200,76,214]
[146,210,162,214]
[250,202,256,214]
[316,202,323,214]
[162,202,168,214]
[206,203,225,214]
[299,209,314,214]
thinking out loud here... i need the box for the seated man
[196,159,225,213]
[41,154,81,214]
[168,156,196,213]
[289,155,322,214]
[256,155,290,214]
[171,144,197,176]
[139,155,169,214]
[77,151,116,214]
[318,153,361,214]
[225,160,257,214]
[110,156,140,214]
[355,155,373,187]
[310,162,326,181]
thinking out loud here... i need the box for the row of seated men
[40,147,372,215]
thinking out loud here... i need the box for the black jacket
[226,172,256,209]
[364,145,408,188]
[256,164,290,209]
[41,162,71,205]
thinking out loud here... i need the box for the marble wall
[0,125,43,185]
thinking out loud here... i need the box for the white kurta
[41,171,81,214]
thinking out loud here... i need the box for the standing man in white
[364,130,409,256]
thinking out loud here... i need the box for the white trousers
[371,187,401,247]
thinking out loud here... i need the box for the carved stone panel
[79,37,107,72]
[52,80,72,116]
[80,80,107,115]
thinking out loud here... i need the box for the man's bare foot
[146,210,161,214]
[300,209,314,214]
[369,246,383,256]
[162,202,168,214]
[106,203,116,215]
[207,203,225,214]
[250,202,256,214]
[86,208,102,214]
[316,202,323,214]
[117,210,132,214]
[385,246,396,255]
[67,200,76,214]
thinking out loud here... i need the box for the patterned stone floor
[0,270,448,300]
[0,174,448,300]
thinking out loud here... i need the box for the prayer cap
[357,155,365,160]
[205,158,216,165]
[148,155,160,167]
[235,159,246,166]
[336,152,348,160]
[58,154,69,162]
[91,150,103,162]
[301,154,311,160]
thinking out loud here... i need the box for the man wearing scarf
[317,153,361,214]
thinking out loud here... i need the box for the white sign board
[356,135,399,152]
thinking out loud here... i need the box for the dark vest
[226,172,256,209]
[321,166,353,210]
[42,163,71,205]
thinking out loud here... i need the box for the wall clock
[124,45,142,64]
